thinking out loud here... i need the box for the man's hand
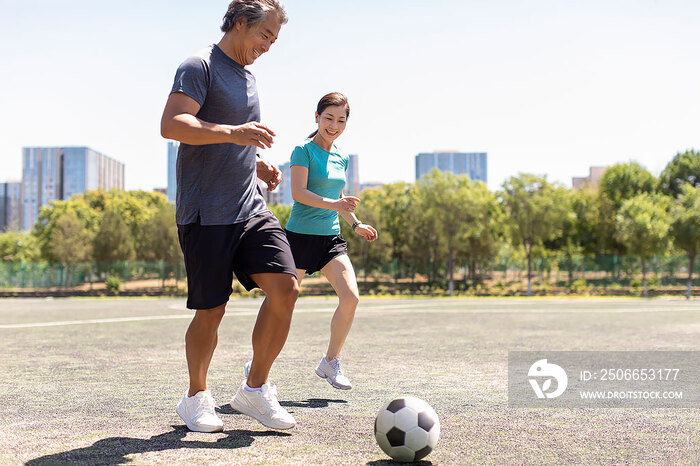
[230,122,276,149]
[256,158,282,191]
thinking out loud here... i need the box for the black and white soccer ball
[374,396,440,462]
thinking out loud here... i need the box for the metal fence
[0,261,186,289]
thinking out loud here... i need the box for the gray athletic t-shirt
[170,44,268,225]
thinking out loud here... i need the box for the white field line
[0,303,695,329]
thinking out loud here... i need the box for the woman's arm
[290,165,359,212]
[339,203,378,242]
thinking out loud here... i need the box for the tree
[139,203,182,288]
[375,182,413,283]
[457,182,502,284]
[345,187,389,280]
[0,231,40,263]
[659,149,700,199]
[549,188,599,284]
[500,174,568,296]
[615,194,671,297]
[92,205,136,266]
[597,162,657,278]
[415,170,492,295]
[599,162,657,211]
[670,185,700,299]
[45,211,93,287]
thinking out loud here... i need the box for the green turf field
[1,297,699,465]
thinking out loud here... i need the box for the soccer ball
[374,397,440,462]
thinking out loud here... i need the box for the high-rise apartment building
[21,147,124,230]
[415,151,488,184]
[346,154,360,196]
[0,181,22,231]
[166,141,179,202]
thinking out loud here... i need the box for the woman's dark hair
[308,92,350,138]
[221,0,288,32]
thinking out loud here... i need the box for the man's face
[237,13,281,65]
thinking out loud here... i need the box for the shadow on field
[25,425,290,466]
[217,398,347,415]
[367,461,432,466]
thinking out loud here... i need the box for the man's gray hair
[221,0,288,32]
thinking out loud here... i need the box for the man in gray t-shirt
[161,0,299,432]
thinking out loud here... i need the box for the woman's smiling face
[315,105,348,145]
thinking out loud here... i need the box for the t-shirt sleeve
[170,56,210,106]
[290,145,310,168]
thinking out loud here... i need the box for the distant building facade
[21,147,124,230]
[166,141,179,202]
[346,154,360,196]
[0,181,22,231]
[572,166,607,189]
[415,151,488,183]
[360,181,384,192]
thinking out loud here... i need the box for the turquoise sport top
[285,139,348,235]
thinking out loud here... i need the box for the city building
[415,151,488,183]
[153,188,167,197]
[572,166,607,189]
[21,147,124,230]
[346,154,360,196]
[166,141,179,202]
[0,181,22,231]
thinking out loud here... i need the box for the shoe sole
[315,367,352,390]
[176,403,224,433]
[230,396,296,430]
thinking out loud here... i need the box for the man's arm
[160,92,275,149]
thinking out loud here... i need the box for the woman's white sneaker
[176,390,224,433]
[315,355,352,390]
[230,382,296,430]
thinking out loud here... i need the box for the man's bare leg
[185,304,226,397]
[246,272,299,388]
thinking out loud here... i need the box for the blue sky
[1,0,698,191]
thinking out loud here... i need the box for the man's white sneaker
[315,355,352,390]
[230,382,296,430]
[244,360,252,378]
[176,390,224,433]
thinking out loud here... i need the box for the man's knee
[266,275,300,305]
[194,304,226,326]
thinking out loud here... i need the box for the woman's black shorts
[284,230,348,274]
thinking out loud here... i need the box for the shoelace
[261,385,282,409]
[330,357,343,375]
[197,393,216,416]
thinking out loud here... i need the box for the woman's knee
[339,289,360,310]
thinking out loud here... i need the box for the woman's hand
[355,223,378,242]
[332,195,360,212]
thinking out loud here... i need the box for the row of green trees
[0,150,697,297]
[0,190,180,287]
[336,150,699,298]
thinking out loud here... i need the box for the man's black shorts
[178,211,297,310]
[284,230,348,275]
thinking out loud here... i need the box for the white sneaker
[230,382,296,430]
[244,360,252,378]
[176,390,224,433]
[315,354,352,390]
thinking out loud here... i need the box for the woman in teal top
[286,92,378,390]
